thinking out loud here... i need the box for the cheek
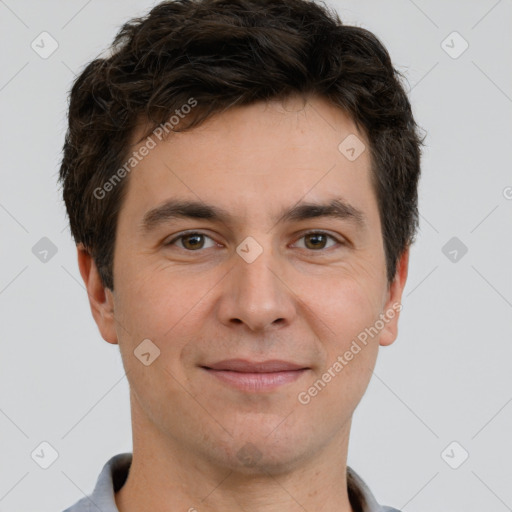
[114,260,204,338]
[297,278,381,419]
[300,273,383,392]
[112,262,225,390]
[302,268,384,334]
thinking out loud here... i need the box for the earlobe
[379,247,410,347]
[76,244,119,345]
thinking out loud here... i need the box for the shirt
[62,453,401,512]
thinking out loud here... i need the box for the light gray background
[1,1,511,511]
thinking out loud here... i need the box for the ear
[76,243,118,345]
[379,246,410,347]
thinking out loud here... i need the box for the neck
[115,393,355,512]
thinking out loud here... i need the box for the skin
[78,94,409,512]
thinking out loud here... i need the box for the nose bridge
[220,234,295,331]
[236,237,278,296]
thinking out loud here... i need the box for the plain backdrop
[1,1,511,511]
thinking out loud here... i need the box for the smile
[201,367,309,392]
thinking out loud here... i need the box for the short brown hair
[59,0,425,290]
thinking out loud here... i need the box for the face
[80,94,408,474]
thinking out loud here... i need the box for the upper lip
[202,359,308,373]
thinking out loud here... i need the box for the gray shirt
[62,453,401,512]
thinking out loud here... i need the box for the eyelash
[165,230,344,253]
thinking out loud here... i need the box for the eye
[292,231,342,251]
[165,231,217,251]
[165,230,343,252]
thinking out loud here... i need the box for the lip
[203,359,308,372]
[201,359,309,392]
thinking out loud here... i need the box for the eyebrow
[139,197,366,234]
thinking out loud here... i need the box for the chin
[210,433,313,476]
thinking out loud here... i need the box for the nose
[216,240,297,332]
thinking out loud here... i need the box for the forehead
[120,95,377,230]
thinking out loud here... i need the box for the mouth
[200,359,310,392]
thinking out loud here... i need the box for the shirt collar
[67,453,395,512]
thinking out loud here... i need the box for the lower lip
[203,368,308,392]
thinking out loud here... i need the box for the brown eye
[305,233,328,249]
[181,234,205,250]
[294,231,340,251]
[166,232,216,251]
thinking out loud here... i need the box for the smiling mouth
[200,359,309,392]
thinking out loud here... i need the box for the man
[59,0,424,510]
